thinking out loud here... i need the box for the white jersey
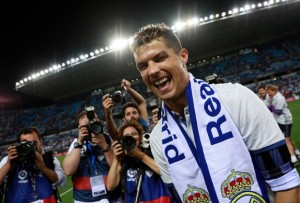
[270,92,293,124]
[150,83,294,192]
[261,93,270,106]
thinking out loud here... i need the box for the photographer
[102,79,149,141]
[106,121,171,203]
[62,107,122,203]
[0,127,66,203]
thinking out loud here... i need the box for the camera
[110,91,125,105]
[16,141,36,162]
[84,106,104,141]
[142,133,150,149]
[205,73,226,84]
[120,136,136,151]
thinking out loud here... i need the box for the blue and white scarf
[161,73,269,203]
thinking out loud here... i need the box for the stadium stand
[1,34,300,156]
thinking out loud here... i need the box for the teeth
[154,77,168,85]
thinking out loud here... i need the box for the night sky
[0,0,251,109]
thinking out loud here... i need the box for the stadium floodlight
[14,0,294,90]
[28,76,32,80]
[174,21,186,31]
[16,82,20,86]
[187,17,198,26]
[244,5,251,11]
[111,39,128,50]
[128,36,134,46]
[20,80,24,84]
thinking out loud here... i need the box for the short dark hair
[76,110,87,125]
[130,23,182,55]
[122,102,140,117]
[17,127,41,142]
[256,84,266,92]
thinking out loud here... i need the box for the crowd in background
[0,34,300,156]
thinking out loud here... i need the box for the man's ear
[180,48,188,65]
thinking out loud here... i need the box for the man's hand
[102,93,114,115]
[121,79,131,90]
[92,133,109,151]
[152,108,160,126]
[7,146,18,163]
[35,151,46,171]
[78,125,90,144]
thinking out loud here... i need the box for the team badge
[183,184,211,203]
[221,169,266,203]
[18,170,28,180]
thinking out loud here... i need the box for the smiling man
[129,23,300,203]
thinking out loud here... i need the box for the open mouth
[154,76,171,89]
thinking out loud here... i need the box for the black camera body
[110,91,125,105]
[84,106,104,141]
[205,73,226,84]
[119,133,151,153]
[16,141,36,162]
[119,136,136,151]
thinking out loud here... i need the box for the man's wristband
[102,144,111,153]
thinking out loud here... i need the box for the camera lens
[89,121,103,135]
[121,136,136,151]
[17,141,36,161]
[111,91,123,105]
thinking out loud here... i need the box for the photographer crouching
[0,127,66,203]
[106,121,171,203]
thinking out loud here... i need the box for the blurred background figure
[266,84,300,166]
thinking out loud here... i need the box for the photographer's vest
[123,159,171,203]
[72,143,111,202]
[5,165,56,203]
